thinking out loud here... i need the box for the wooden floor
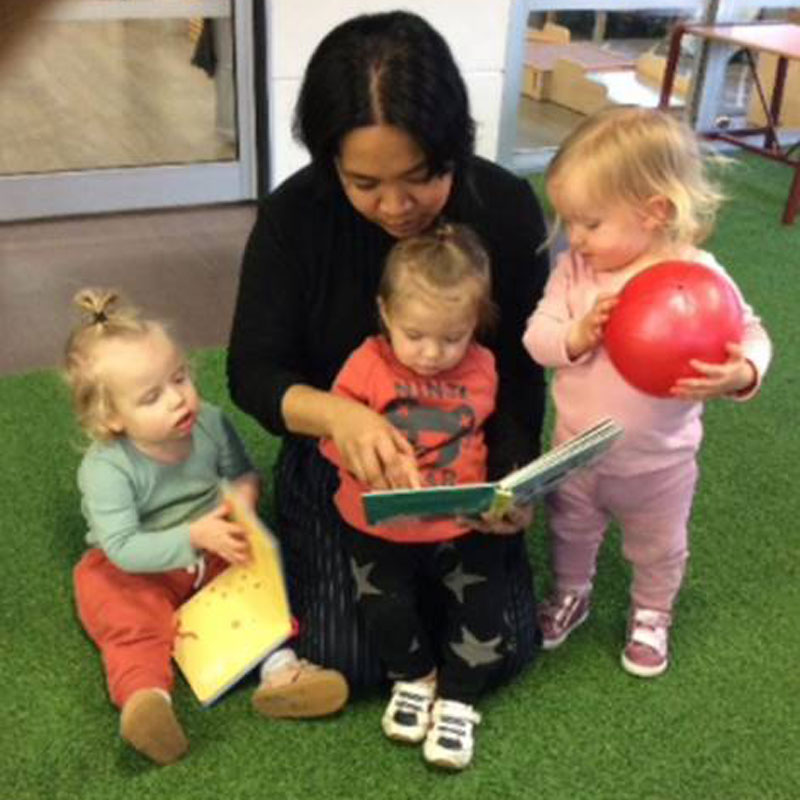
[0,19,235,175]
[0,204,255,376]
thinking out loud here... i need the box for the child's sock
[259,647,299,682]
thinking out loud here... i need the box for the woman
[228,10,549,692]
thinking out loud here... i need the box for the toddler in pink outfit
[523,108,772,677]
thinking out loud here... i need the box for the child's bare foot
[252,659,348,718]
[120,688,188,765]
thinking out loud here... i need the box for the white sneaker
[422,699,481,770]
[381,679,436,744]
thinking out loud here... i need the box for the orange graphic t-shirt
[320,336,497,543]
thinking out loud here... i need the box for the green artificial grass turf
[2,155,798,799]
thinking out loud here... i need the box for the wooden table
[525,41,634,73]
[659,23,800,225]
[523,41,634,102]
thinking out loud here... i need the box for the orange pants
[74,548,228,708]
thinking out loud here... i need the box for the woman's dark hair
[293,11,475,181]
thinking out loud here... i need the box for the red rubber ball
[604,261,744,397]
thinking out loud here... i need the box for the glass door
[500,1,705,173]
[0,0,256,221]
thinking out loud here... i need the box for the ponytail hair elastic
[434,221,455,241]
[73,288,120,329]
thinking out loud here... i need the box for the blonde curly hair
[547,107,726,245]
[63,288,164,441]
[378,222,497,334]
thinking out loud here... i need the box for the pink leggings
[74,549,228,708]
[547,459,698,613]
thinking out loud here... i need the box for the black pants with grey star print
[274,437,540,695]
[343,526,512,704]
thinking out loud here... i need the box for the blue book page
[362,419,622,525]
[363,483,496,525]
[500,418,623,504]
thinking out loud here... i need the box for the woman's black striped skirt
[273,436,540,694]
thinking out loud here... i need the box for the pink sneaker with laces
[621,607,671,677]
[537,591,591,650]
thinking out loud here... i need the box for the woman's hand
[189,504,252,565]
[282,386,421,490]
[567,293,618,360]
[671,342,757,401]
[463,503,534,535]
[330,401,420,490]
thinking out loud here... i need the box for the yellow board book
[173,485,293,706]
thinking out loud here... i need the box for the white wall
[265,0,512,188]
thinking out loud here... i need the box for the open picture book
[363,417,623,525]
[173,483,294,706]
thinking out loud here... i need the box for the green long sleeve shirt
[78,402,254,573]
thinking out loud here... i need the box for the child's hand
[229,471,261,510]
[190,504,251,565]
[464,503,534,535]
[671,342,757,401]
[567,293,618,360]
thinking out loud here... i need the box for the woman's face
[336,124,453,239]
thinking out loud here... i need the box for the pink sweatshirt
[523,250,772,476]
